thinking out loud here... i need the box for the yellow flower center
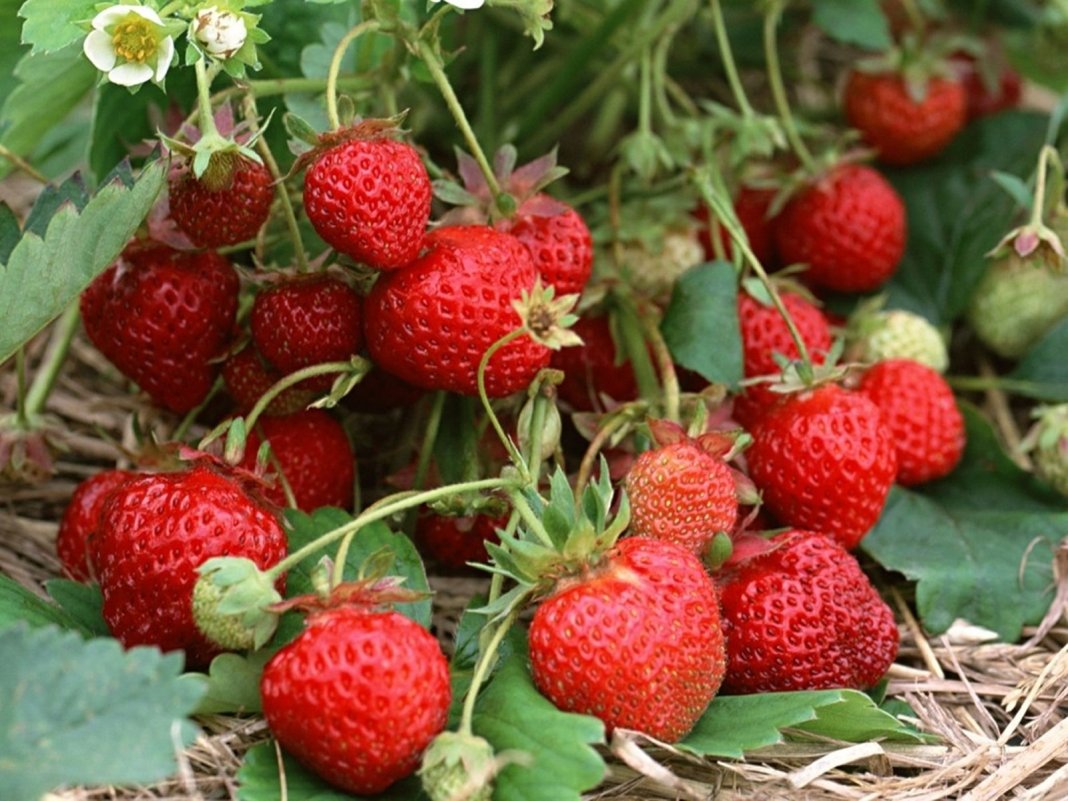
[111,14,158,64]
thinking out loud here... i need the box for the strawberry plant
[4,0,1068,799]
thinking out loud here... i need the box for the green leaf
[0,43,95,180]
[187,650,273,715]
[0,158,166,363]
[862,404,1065,641]
[679,689,927,758]
[45,579,108,637]
[472,645,606,801]
[0,0,27,110]
[237,741,426,801]
[0,204,21,264]
[0,574,87,634]
[1004,318,1068,401]
[883,112,1047,325]
[432,394,478,486]
[281,509,432,633]
[18,0,97,55]
[0,624,205,801]
[660,260,743,389]
[811,0,892,51]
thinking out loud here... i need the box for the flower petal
[154,36,174,82]
[446,0,486,8]
[91,5,132,30]
[108,62,154,87]
[83,30,117,71]
[125,4,163,25]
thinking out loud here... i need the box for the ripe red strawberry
[364,226,550,398]
[550,315,637,412]
[746,384,896,550]
[857,359,965,486]
[624,424,739,556]
[261,604,451,795]
[222,346,316,417]
[843,70,967,165]
[80,243,239,413]
[416,511,505,569]
[696,185,777,267]
[93,463,287,668]
[774,164,906,293]
[169,155,274,248]
[734,290,832,427]
[951,52,1021,119]
[716,530,899,693]
[250,274,363,392]
[239,409,355,512]
[500,197,593,296]
[303,134,431,269]
[528,536,726,742]
[56,469,134,582]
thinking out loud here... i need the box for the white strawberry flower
[82,4,175,87]
[193,6,248,59]
[430,0,486,9]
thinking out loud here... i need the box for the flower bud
[194,7,248,59]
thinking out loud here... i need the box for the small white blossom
[193,6,248,59]
[83,4,174,87]
[430,0,486,9]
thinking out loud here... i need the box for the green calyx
[419,732,497,801]
[192,557,282,650]
[1023,405,1068,497]
[846,298,948,373]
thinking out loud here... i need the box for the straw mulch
[4,279,1068,801]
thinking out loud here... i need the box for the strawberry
[774,164,906,293]
[222,345,317,416]
[857,359,965,486]
[696,185,777,267]
[967,252,1068,359]
[550,315,638,412]
[416,511,505,569]
[620,226,704,303]
[716,530,899,693]
[501,196,593,297]
[746,384,896,550]
[239,409,355,512]
[364,226,550,398]
[302,132,431,269]
[953,53,1022,119]
[80,243,239,413]
[261,600,451,795]
[529,536,726,742]
[342,365,424,414]
[847,307,948,373]
[843,70,967,166]
[250,273,363,392]
[734,289,832,427]
[169,155,274,248]
[56,469,135,582]
[1024,405,1068,497]
[93,463,287,668]
[624,423,738,556]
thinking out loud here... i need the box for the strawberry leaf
[44,579,108,637]
[679,689,927,758]
[17,0,98,55]
[0,624,204,801]
[881,112,1047,325]
[660,260,743,389]
[1004,317,1068,401]
[187,650,273,715]
[237,741,426,801]
[472,644,606,801]
[0,158,167,363]
[811,0,892,51]
[862,404,1066,641]
[0,574,89,635]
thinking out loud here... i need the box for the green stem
[194,58,220,138]
[638,46,653,138]
[326,20,382,130]
[652,34,677,126]
[763,2,816,174]
[0,144,48,184]
[243,96,308,272]
[523,390,550,481]
[245,359,367,433]
[416,38,503,203]
[638,309,681,423]
[264,476,513,582]
[460,607,522,735]
[946,375,1036,395]
[710,0,755,117]
[504,487,554,548]
[477,328,531,482]
[157,0,185,16]
[615,296,661,401]
[247,75,374,98]
[696,172,812,369]
[14,349,27,428]
[575,411,636,497]
[401,390,447,534]
[23,303,79,419]
[1030,145,1056,228]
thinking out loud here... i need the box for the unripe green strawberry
[849,309,949,373]
[967,253,1068,358]
[1025,405,1068,496]
[619,227,703,303]
[419,732,496,801]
